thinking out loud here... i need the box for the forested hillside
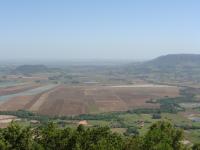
[0,121,199,150]
[125,54,200,84]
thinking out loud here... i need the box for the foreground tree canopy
[0,121,199,150]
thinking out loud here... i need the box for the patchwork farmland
[0,83,179,116]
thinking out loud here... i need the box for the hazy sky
[0,0,200,61]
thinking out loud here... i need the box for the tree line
[0,121,200,150]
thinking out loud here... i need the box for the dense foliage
[0,121,197,150]
[0,110,50,123]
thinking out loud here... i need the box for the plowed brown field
[0,83,41,96]
[0,84,179,116]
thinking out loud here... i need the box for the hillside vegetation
[0,121,199,150]
[148,54,200,67]
[126,54,200,84]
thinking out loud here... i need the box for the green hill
[147,54,200,68]
[126,54,200,83]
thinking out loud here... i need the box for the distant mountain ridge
[13,65,49,74]
[125,54,200,83]
[147,54,200,67]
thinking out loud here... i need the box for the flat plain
[0,83,179,116]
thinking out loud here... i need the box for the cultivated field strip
[0,84,179,116]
